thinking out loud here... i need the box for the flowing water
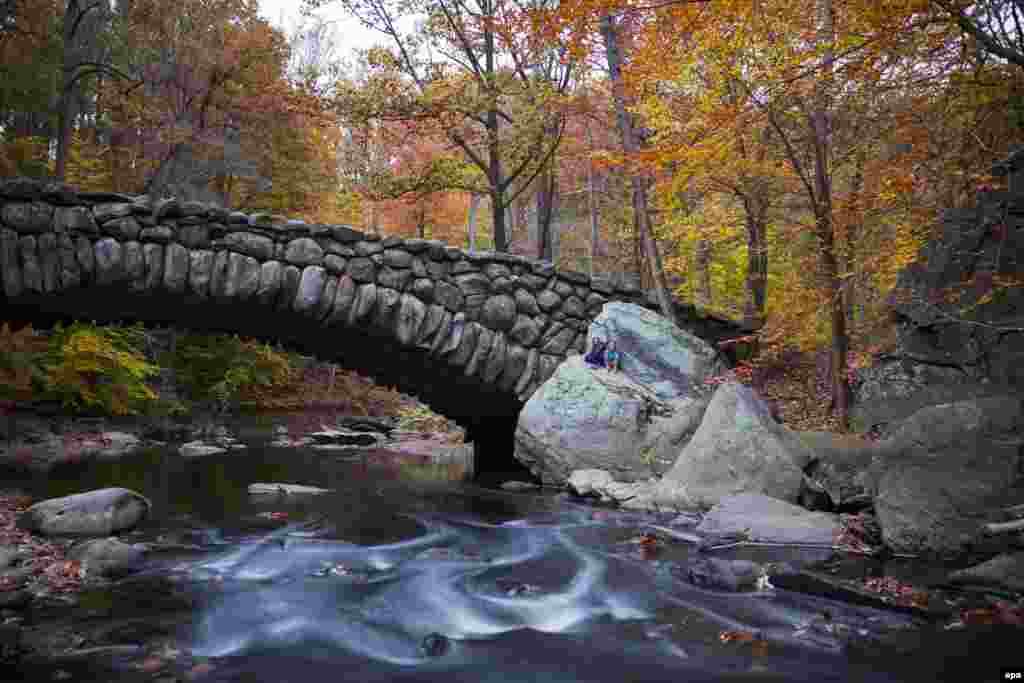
[2,421,1017,682]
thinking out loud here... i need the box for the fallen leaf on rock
[719,630,757,643]
[994,601,1024,625]
[137,656,166,672]
[187,661,214,678]
[638,533,660,547]
[963,602,1024,626]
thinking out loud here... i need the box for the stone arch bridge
[0,177,753,475]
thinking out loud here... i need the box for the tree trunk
[55,0,84,181]
[695,238,712,308]
[811,0,849,430]
[586,123,600,276]
[467,194,481,252]
[744,209,768,322]
[537,169,556,261]
[600,14,676,324]
[483,6,508,252]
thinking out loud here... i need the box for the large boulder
[625,382,814,509]
[589,301,728,400]
[869,395,1024,555]
[694,493,842,546]
[567,469,649,504]
[17,487,151,536]
[947,552,1024,593]
[796,431,877,511]
[854,187,1024,433]
[513,302,725,485]
[68,537,146,577]
[514,356,710,484]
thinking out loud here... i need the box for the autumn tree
[319,0,574,251]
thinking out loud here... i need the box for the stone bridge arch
[0,177,753,475]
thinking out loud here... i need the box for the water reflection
[5,426,998,683]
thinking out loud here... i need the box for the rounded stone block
[209,250,231,299]
[256,260,283,305]
[325,275,356,326]
[563,295,586,319]
[515,348,539,396]
[411,278,434,303]
[38,232,59,293]
[465,327,495,378]
[187,249,213,297]
[284,237,324,266]
[177,224,210,248]
[324,254,347,275]
[1,229,23,297]
[537,289,561,312]
[93,237,122,287]
[123,240,145,290]
[2,201,53,233]
[514,288,540,315]
[354,240,384,256]
[348,282,378,325]
[226,251,261,301]
[434,280,464,311]
[454,271,490,297]
[142,243,164,291]
[481,294,517,331]
[346,256,376,282]
[371,287,402,332]
[222,231,275,260]
[449,321,481,367]
[315,275,340,322]
[57,233,81,290]
[92,202,134,224]
[498,343,529,392]
[139,225,175,243]
[396,293,428,347]
[382,248,413,268]
[102,216,141,240]
[75,235,94,282]
[415,304,447,348]
[276,265,301,312]
[54,206,97,234]
[482,332,507,383]
[293,265,327,315]
[377,265,413,291]
[432,312,466,357]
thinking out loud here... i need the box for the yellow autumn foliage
[43,321,159,416]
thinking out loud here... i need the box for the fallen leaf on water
[719,630,757,643]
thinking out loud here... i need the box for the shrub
[43,321,159,416]
[169,333,293,409]
[0,323,50,404]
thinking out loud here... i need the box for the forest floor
[754,354,847,434]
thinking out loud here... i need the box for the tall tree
[600,12,675,322]
[323,0,573,251]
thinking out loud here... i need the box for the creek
[2,417,1017,682]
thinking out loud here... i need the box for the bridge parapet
[0,176,754,408]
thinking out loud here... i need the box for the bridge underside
[2,287,530,481]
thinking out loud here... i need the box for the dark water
[3,427,1020,683]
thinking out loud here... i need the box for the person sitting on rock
[584,337,607,368]
[606,340,621,372]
